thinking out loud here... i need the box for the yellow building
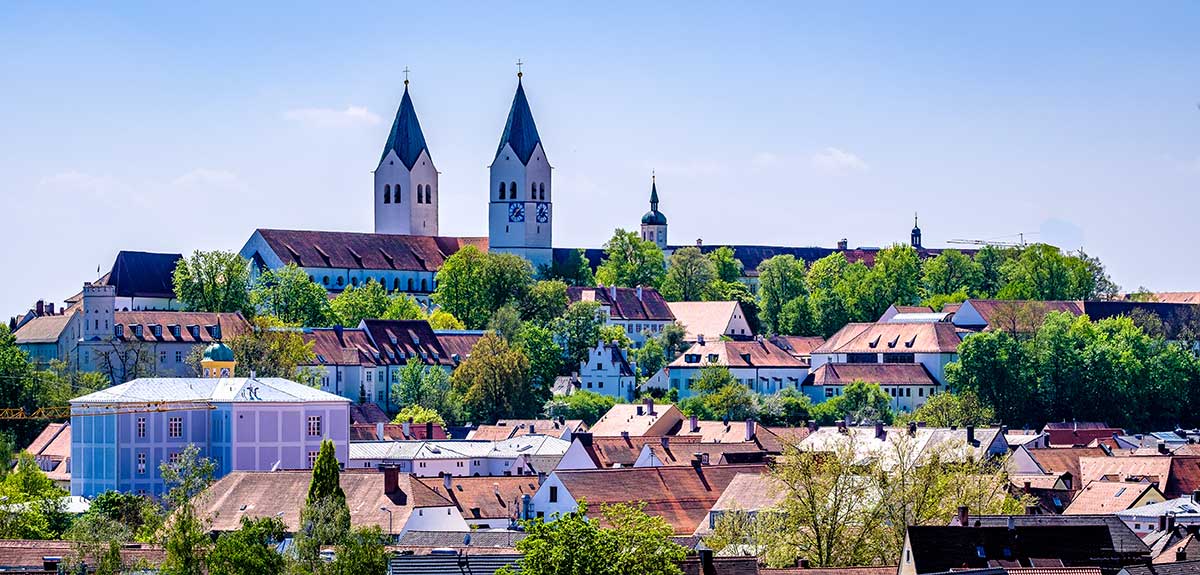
[200,342,236,378]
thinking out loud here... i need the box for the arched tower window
[531,183,537,199]
[539,183,545,200]
[408,278,414,291]
[421,278,428,291]
[384,185,391,204]
[425,186,432,204]
[395,184,401,202]
[415,186,422,204]
[510,182,517,199]
[498,182,506,200]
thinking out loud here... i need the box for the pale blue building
[70,376,350,498]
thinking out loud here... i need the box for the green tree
[500,502,685,575]
[684,364,758,420]
[390,358,455,419]
[554,301,606,369]
[521,280,569,326]
[451,333,536,422]
[432,246,533,329]
[758,388,813,426]
[330,526,388,575]
[544,391,619,426]
[426,309,465,330]
[382,294,425,320]
[757,255,808,334]
[225,316,316,380]
[391,404,445,426]
[65,512,129,575]
[974,245,1013,298]
[920,249,982,299]
[487,304,524,341]
[330,280,389,326]
[833,380,893,424]
[710,280,762,334]
[864,244,922,316]
[778,295,816,336]
[594,229,666,289]
[545,249,595,287]
[250,265,333,326]
[0,453,69,539]
[634,336,667,378]
[516,324,563,400]
[661,247,716,301]
[995,243,1110,301]
[159,444,215,575]
[709,246,745,283]
[80,491,163,543]
[172,250,252,315]
[306,439,348,525]
[895,391,995,428]
[207,517,286,575]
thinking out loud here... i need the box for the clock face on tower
[535,202,550,223]
[508,202,525,222]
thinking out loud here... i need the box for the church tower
[488,70,553,270]
[374,77,438,236]
[910,213,922,249]
[640,173,668,249]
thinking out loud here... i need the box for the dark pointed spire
[495,75,542,165]
[380,81,430,169]
[650,172,659,209]
[642,172,667,226]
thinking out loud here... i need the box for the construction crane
[0,402,216,420]
[947,232,1031,248]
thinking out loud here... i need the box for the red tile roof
[670,339,808,369]
[349,423,447,441]
[1064,481,1162,515]
[582,435,764,468]
[553,464,767,534]
[469,419,583,441]
[0,540,162,571]
[255,228,487,272]
[957,299,1085,330]
[348,403,391,425]
[304,327,379,366]
[359,320,479,367]
[813,321,961,355]
[1166,456,1200,499]
[567,286,674,322]
[1026,447,1108,488]
[198,469,454,535]
[768,335,826,358]
[418,475,540,523]
[805,362,938,386]
[1045,426,1125,448]
[114,311,249,344]
[1079,456,1172,494]
[12,313,75,344]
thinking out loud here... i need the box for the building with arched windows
[374,80,439,236]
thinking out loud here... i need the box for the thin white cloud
[283,105,382,127]
[810,147,869,173]
[38,171,127,200]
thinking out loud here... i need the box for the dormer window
[169,324,181,338]
[131,325,143,338]
[114,324,124,338]
[151,325,162,338]
[187,325,200,339]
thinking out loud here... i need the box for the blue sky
[2,2,1198,314]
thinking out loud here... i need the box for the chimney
[690,415,699,433]
[609,285,617,300]
[745,419,757,441]
[573,432,593,447]
[443,474,452,491]
[907,422,917,436]
[699,548,714,575]
[46,303,54,315]
[376,422,385,440]
[1000,425,1008,435]
[35,300,44,316]
[334,324,344,344]
[637,405,644,416]
[1159,440,1169,454]
[875,422,885,440]
[383,465,400,495]
[836,421,847,434]
[1159,515,1168,532]
[957,505,969,527]
[1023,481,1031,493]
[1192,490,1200,505]
[695,238,703,248]
[697,334,705,346]
[1168,515,1177,533]
[402,418,412,438]
[967,425,976,445]
[621,430,630,440]
[636,286,643,301]
[426,421,434,439]
[1178,547,1188,562]
[807,420,817,432]
[837,238,848,250]
[647,397,656,416]
[798,558,811,569]
[661,436,670,449]
[692,453,704,468]
[1007,515,1015,531]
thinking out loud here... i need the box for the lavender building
[70,377,350,498]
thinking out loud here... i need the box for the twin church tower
[372,72,554,269]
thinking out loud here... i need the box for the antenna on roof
[516,59,524,79]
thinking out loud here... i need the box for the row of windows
[497,181,546,200]
[136,451,180,475]
[846,353,918,364]
[382,184,434,204]
[309,274,432,292]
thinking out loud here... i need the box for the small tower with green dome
[201,341,236,378]
[640,173,668,249]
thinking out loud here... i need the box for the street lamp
[380,507,393,540]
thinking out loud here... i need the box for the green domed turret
[202,342,235,362]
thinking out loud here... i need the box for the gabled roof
[253,229,487,272]
[906,520,1147,572]
[25,423,70,461]
[418,475,540,522]
[113,311,249,343]
[588,402,683,437]
[581,435,762,468]
[0,540,162,571]
[813,321,962,355]
[380,85,430,169]
[303,327,379,367]
[198,469,455,535]
[805,362,939,387]
[1079,456,1172,494]
[567,286,674,322]
[495,79,542,165]
[953,299,1085,330]
[1063,480,1162,515]
[468,419,584,441]
[70,377,349,405]
[12,312,75,344]
[1025,447,1108,486]
[104,251,182,299]
[666,301,747,342]
[670,339,808,369]
[359,320,474,367]
[552,464,768,534]
[768,335,827,358]
[702,472,786,516]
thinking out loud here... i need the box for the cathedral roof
[495,79,542,165]
[380,85,430,170]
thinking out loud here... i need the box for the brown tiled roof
[304,327,379,366]
[679,556,760,575]
[348,403,390,425]
[678,420,763,444]
[958,299,1086,329]
[804,362,938,386]
[198,469,454,535]
[1123,558,1200,574]
[566,286,674,322]
[894,305,933,314]
[666,301,746,341]
[1027,447,1108,486]
[469,419,584,441]
[359,320,472,367]
[418,475,540,522]
[255,228,487,272]
[25,423,69,460]
[589,403,683,437]
[762,567,896,575]
[768,335,826,358]
[584,435,764,468]
[434,331,486,362]
[757,426,812,454]
[0,540,162,571]
[705,473,785,514]
[349,423,447,441]
[12,312,75,344]
[1010,473,1069,491]
[1046,427,1126,448]
[1166,456,1200,499]
[1079,456,1172,494]
[114,311,249,344]
[670,339,808,369]
[813,321,961,355]
[1064,481,1161,515]
[553,464,767,534]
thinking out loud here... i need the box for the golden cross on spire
[403,66,411,86]
[516,59,524,79]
